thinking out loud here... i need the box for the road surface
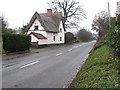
[2,41,96,88]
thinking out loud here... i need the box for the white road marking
[56,53,63,56]
[68,49,73,51]
[73,46,78,48]
[73,46,76,48]
[20,61,39,69]
[81,43,86,45]
[79,45,82,47]
[76,46,78,48]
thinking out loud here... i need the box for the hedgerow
[107,15,120,54]
[65,32,74,44]
[2,33,31,53]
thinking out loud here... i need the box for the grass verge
[70,45,119,88]
[2,49,8,54]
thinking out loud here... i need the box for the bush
[116,15,120,53]
[107,15,120,53]
[107,26,115,47]
[2,33,31,53]
[77,29,93,42]
[65,32,74,44]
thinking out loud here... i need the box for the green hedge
[107,16,120,53]
[2,33,31,53]
[65,32,74,44]
[107,26,115,47]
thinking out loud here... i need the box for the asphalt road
[2,41,96,88]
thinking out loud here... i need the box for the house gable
[26,12,47,32]
[29,18,44,31]
[58,21,65,33]
[26,11,64,33]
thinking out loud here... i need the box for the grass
[30,48,38,50]
[70,45,119,88]
[0,41,7,54]
[2,49,7,54]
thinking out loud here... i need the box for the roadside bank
[70,45,119,88]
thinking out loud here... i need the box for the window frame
[60,37,62,41]
[60,28,62,32]
[53,36,55,41]
[34,25,39,30]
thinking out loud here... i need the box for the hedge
[65,32,74,44]
[107,16,120,53]
[2,33,31,53]
[107,26,115,47]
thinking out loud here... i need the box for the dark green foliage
[21,23,29,34]
[116,15,120,53]
[107,26,115,47]
[65,32,74,44]
[77,29,93,42]
[2,33,31,53]
[107,15,120,53]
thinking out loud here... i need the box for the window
[60,28,62,32]
[53,36,55,41]
[60,37,62,41]
[34,26,38,30]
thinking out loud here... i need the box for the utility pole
[108,2,111,29]
[114,2,118,59]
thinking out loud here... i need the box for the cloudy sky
[0,0,119,33]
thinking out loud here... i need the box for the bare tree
[92,11,109,37]
[48,0,86,30]
[1,16,8,33]
[1,16,16,34]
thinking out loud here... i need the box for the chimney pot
[47,9,52,17]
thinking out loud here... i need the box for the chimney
[47,9,52,17]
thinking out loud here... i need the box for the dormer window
[34,26,39,30]
[60,28,62,32]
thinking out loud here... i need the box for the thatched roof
[26,11,63,33]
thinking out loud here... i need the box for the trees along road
[2,41,96,88]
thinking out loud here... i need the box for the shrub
[107,15,120,53]
[77,29,93,42]
[65,32,74,44]
[2,33,31,53]
[116,15,120,53]
[107,26,115,47]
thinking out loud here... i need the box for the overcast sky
[0,0,119,33]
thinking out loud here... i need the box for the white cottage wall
[31,34,39,42]
[29,19,44,30]
[58,21,65,43]
[27,18,65,45]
